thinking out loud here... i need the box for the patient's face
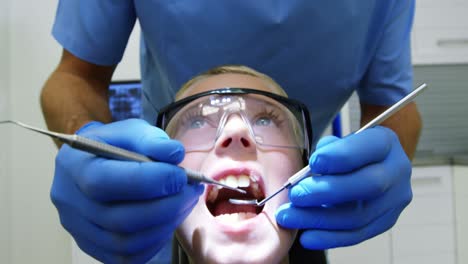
[175,73,302,264]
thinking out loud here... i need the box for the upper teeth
[221,175,251,188]
[207,174,261,203]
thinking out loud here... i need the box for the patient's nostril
[221,138,232,147]
[221,137,251,148]
[241,138,250,147]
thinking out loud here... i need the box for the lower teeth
[216,212,257,223]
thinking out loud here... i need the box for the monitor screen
[108,80,142,121]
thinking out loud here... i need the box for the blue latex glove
[50,119,204,264]
[276,126,412,249]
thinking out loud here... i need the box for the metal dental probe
[0,120,246,194]
[229,83,428,206]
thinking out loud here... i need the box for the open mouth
[206,174,265,222]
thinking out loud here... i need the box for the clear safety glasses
[156,88,313,157]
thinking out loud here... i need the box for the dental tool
[229,83,428,206]
[0,120,246,194]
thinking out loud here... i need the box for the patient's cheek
[180,153,207,169]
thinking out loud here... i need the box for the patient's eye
[179,108,208,130]
[189,118,206,129]
[255,117,272,126]
[252,107,283,128]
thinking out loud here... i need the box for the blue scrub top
[52,1,415,145]
[51,2,414,263]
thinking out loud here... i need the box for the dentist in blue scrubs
[41,1,421,263]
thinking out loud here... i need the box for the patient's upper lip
[211,166,261,182]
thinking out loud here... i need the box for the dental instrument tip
[229,182,289,206]
[228,199,259,205]
[213,183,247,194]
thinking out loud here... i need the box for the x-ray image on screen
[108,81,142,121]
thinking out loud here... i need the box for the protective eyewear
[156,88,312,158]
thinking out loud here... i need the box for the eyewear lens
[163,93,307,152]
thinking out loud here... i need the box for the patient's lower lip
[213,212,268,234]
[215,212,257,223]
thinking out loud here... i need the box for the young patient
[156,65,313,263]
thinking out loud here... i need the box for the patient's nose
[215,115,256,154]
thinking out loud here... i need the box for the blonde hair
[175,65,287,100]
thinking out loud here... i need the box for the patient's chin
[194,220,294,264]
[202,239,291,264]
[177,211,295,264]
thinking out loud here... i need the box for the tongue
[214,200,258,216]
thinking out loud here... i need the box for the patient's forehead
[179,73,281,99]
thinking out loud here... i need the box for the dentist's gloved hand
[50,119,204,264]
[276,126,412,249]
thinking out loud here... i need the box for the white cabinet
[392,166,456,264]
[411,1,468,64]
[453,165,468,264]
[327,231,391,264]
[328,165,457,264]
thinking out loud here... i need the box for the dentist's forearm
[40,50,115,147]
[360,102,422,160]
